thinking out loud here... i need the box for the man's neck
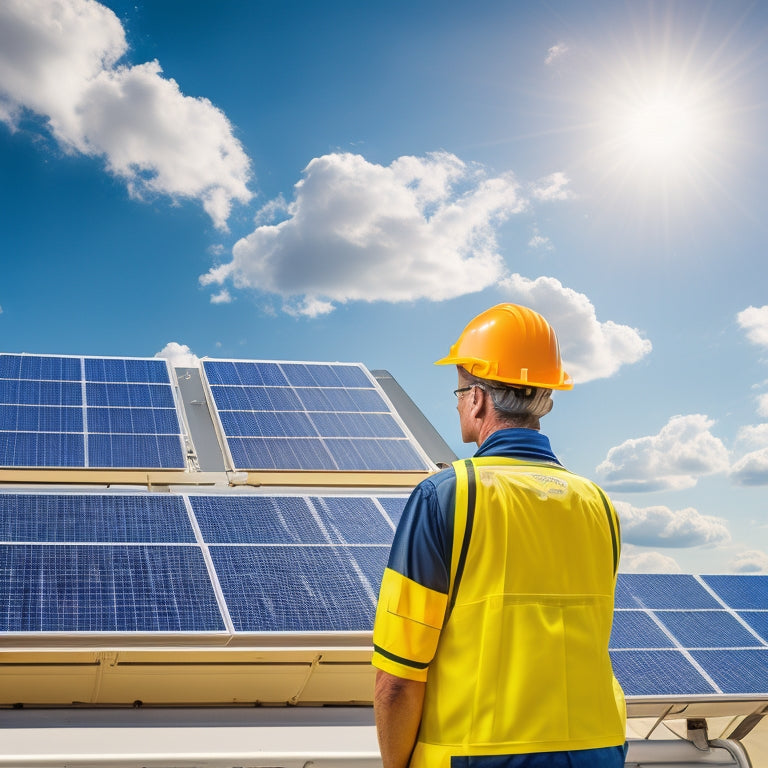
[475,417,540,447]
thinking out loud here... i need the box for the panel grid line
[181,495,234,634]
[695,574,768,647]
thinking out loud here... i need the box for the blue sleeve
[386,467,456,594]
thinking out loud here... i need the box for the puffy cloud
[619,548,682,574]
[614,500,730,548]
[737,305,768,347]
[210,289,233,305]
[0,0,251,229]
[200,151,524,315]
[596,414,730,491]
[499,274,652,383]
[730,550,768,574]
[730,447,768,486]
[545,44,569,66]
[155,342,200,368]
[531,172,572,201]
[736,423,768,449]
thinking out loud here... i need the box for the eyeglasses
[453,384,484,398]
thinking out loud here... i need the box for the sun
[595,70,726,185]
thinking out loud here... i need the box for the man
[372,303,626,768]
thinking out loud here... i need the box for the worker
[372,303,627,768]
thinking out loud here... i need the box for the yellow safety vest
[410,457,626,767]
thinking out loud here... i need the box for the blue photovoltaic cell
[615,574,720,610]
[311,496,395,545]
[0,380,82,406]
[609,611,673,650]
[655,610,764,649]
[0,355,81,381]
[0,354,185,469]
[610,650,716,696]
[210,545,386,632]
[0,432,85,467]
[738,612,768,644]
[84,357,170,384]
[0,493,195,543]
[0,405,82,432]
[228,437,337,470]
[702,574,768,610]
[87,407,180,435]
[691,650,768,694]
[85,382,176,409]
[0,544,224,632]
[190,495,327,544]
[203,359,430,472]
[88,434,184,469]
[377,496,408,528]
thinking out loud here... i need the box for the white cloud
[731,550,768,574]
[531,172,572,201]
[737,305,768,347]
[758,393,768,418]
[200,151,525,315]
[614,500,730,548]
[210,288,233,305]
[528,233,552,250]
[619,548,682,574]
[736,423,768,449]
[545,44,569,66]
[499,274,652,383]
[596,414,730,492]
[730,447,768,486]
[0,0,251,229]
[155,342,200,368]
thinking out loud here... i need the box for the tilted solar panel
[610,573,768,697]
[3,489,767,702]
[201,359,433,472]
[0,354,185,469]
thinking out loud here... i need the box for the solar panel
[0,544,224,633]
[0,354,185,469]
[4,488,767,702]
[0,491,406,636]
[610,573,768,698]
[201,360,433,472]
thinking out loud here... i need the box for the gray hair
[462,372,553,419]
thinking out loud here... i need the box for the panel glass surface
[202,359,432,472]
[0,544,224,632]
[0,493,194,543]
[654,610,764,649]
[690,650,768,694]
[210,545,388,632]
[610,650,716,696]
[609,610,674,649]
[0,354,184,469]
[615,574,721,609]
[702,574,768,610]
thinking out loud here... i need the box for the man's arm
[374,670,426,768]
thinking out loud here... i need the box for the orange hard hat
[434,303,573,390]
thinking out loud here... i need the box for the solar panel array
[0,355,185,469]
[0,492,406,635]
[202,360,432,472]
[612,573,768,696]
[2,490,766,699]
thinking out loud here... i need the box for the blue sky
[1,0,767,574]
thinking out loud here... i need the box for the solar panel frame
[201,359,434,473]
[0,353,187,469]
